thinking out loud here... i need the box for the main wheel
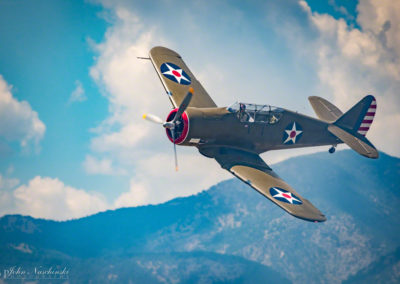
[329,146,336,154]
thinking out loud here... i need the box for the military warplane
[142,46,378,222]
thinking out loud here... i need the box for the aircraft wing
[206,147,326,222]
[149,46,217,108]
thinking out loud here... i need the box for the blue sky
[0,0,399,220]
[0,0,124,192]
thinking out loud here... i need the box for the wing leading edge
[149,46,217,108]
[201,147,326,222]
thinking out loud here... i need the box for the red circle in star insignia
[290,131,296,138]
[282,193,291,199]
[172,70,181,77]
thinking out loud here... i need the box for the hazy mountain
[0,150,399,283]
[344,247,400,284]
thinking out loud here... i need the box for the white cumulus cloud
[112,150,230,207]
[0,167,227,220]
[299,0,400,156]
[84,3,239,208]
[12,176,109,220]
[113,180,149,208]
[0,75,46,148]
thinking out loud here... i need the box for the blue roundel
[269,187,302,205]
[160,62,191,85]
[282,122,303,144]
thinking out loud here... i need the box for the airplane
[142,46,378,223]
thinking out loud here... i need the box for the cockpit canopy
[227,102,284,124]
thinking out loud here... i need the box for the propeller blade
[172,87,194,123]
[170,87,193,172]
[142,88,193,172]
[142,113,163,124]
[171,128,178,171]
[174,141,178,171]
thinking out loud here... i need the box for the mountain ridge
[1,150,399,283]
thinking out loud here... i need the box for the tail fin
[334,95,376,136]
[328,95,379,159]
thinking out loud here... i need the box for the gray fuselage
[177,107,341,154]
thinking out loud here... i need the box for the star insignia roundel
[160,62,191,85]
[283,122,303,144]
[269,187,302,205]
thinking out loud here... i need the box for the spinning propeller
[142,87,193,171]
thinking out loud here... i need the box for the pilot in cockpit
[239,103,249,122]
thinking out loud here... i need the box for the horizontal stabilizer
[328,125,378,159]
[308,96,343,122]
[320,95,379,159]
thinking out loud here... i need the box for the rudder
[334,95,376,136]
[328,95,378,159]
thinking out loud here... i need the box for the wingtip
[189,87,194,94]
[142,114,147,119]
[149,46,181,58]
[291,211,326,223]
[303,216,327,223]
[366,149,379,159]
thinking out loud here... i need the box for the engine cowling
[165,108,189,144]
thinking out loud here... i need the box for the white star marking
[271,187,302,204]
[162,63,191,84]
[284,122,303,144]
